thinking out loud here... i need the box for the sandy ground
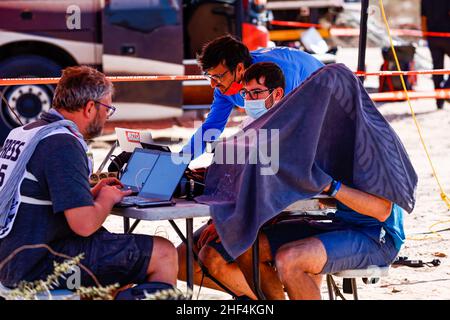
[91,47,450,300]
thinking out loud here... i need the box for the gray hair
[52,65,113,112]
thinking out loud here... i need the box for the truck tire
[0,55,62,144]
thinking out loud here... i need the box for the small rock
[433,252,447,258]
[392,288,401,293]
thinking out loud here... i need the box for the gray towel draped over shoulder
[196,63,417,259]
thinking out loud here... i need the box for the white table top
[111,197,335,222]
[111,199,210,221]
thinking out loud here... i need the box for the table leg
[186,218,194,297]
[252,237,266,300]
[123,217,130,233]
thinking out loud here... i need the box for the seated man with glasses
[239,62,285,128]
[184,62,407,301]
[177,62,286,299]
[0,66,178,299]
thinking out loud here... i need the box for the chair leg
[351,278,358,300]
[326,274,335,300]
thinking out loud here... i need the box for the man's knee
[150,236,178,270]
[275,246,298,277]
[275,238,326,275]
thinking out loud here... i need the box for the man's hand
[91,177,124,198]
[97,184,133,204]
[197,223,220,249]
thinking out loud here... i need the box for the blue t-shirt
[334,201,405,251]
[184,47,324,158]
[0,116,93,286]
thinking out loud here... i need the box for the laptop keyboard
[121,196,161,203]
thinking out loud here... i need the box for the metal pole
[357,0,369,83]
[252,237,266,300]
[235,0,244,40]
[123,217,130,233]
[186,218,194,297]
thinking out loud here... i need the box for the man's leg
[441,40,450,93]
[177,242,227,291]
[177,242,257,299]
[429,39,445,108]
[275,237,327,300]
[236,234,286,300]
[147,236,178,285]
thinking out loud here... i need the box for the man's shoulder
[39,132,83,148]
[251,47,318,67]
[33,133,85,160]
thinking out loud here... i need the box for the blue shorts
[263,219,400,274]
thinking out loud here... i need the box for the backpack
[379,45,417,92]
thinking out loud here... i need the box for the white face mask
[244,91,275,119]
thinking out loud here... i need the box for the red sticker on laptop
[126,131,141,143]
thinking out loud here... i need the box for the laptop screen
[139,152,190,200]
[120,150,158,192]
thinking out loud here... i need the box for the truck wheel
[0,55,62,144]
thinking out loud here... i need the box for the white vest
[0,125,90,239]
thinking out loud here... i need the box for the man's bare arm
[324,183,393,222]
[65,186,132,237]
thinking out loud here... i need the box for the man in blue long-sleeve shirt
[183,35,324,159]
[178,35,324,298]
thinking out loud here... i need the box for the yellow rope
[378,0,450,210]
[407,219,450,241]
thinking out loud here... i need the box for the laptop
[140,142,171,153]
[116,149,191,208]
[118,148,159,193]
[115,127,153,152]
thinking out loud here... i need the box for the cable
[196,271,205,300]
[0,90,24,126]
[379,0,450,210]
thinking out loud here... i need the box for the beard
[85,113,104,140]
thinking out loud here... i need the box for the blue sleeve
[183,89,235,159]
[40,135,94,213]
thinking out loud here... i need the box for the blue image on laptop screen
[139,153,189,200]
[120,150,158,191]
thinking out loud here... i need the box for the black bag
[174,167,207,199]
[115,282,184,300]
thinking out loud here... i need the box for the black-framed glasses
[94,100,116,118]
[239,88,273,100]
[203,70,230,83]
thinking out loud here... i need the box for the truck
[0,0,271,143]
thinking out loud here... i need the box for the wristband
[330,181,342,197]
[326,179,342,197]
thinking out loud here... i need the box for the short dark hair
[196,34,253,72]
[53,66,113,112]
[242,62,285,91]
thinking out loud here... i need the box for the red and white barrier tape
[270,20,450,38]
[1,69,450,86]
[370,89,450,101]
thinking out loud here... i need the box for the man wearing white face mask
[240,62,286,128]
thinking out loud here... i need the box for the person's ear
[274,88,284,102]
[236,62,245,80]
[83,100,97,119]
